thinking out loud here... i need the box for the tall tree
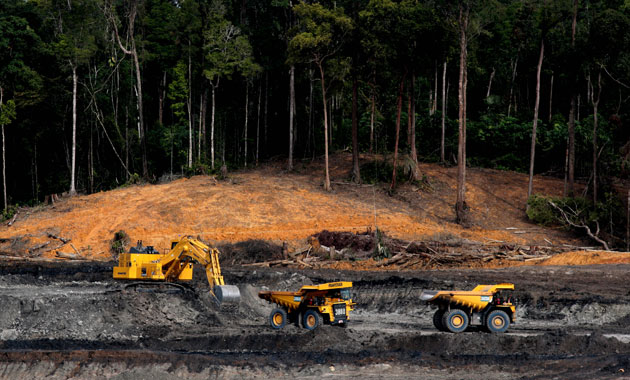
[527,38,544,200]
[455,1,470,225]
[0,7,42,210]
[106,0,149,178]
[288,3,352,191]
[203,0,258,169]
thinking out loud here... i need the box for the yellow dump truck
[420,283,515,333]
[259,282,355,330]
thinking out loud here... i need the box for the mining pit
[0,258,628,379]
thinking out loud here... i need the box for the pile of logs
[0,232,85,260]
[242,235,569,269]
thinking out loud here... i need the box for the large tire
[269,308,287,329]
[442,309,469,333]
[485,309,510,333]
[433,309,446,331]
[302,309,320,331]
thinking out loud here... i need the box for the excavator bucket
[213,284,241,305]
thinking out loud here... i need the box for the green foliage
[372,228,391,260]
[168,61,189,122]
[1,204,18,222]
[526,194,558,226]
[203,3,260,84]
[0,100,16,126]
[360,159,407,185]
[110,230,130,255]
[527,193,625,248]
[288,2,353,66]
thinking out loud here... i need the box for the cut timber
[47,233,71,244]
[6,211,18,226]
[28,241,51,254]
[56,251,84,260]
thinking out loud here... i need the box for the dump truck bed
[259,281,353,311]
[420,283,514,312]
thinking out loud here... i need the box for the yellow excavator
[113,237,240,305]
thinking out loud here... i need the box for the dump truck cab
[259,281,355,330]
[421,283,516,333]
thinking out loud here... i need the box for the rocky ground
[0,259,628,379]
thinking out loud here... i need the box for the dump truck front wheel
[485,310,510,333]
[269,308,288,329]
[433,309,446,331]
[303,310,320,330]
[442,309,469,333]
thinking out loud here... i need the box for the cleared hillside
[0,153,611,265]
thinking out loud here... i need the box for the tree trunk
[210,83,217,169]
[591,71,602,203]
[256,78,261,166]
[159,71,166,125]
[1,87,5,210]
[390,71,406,192]
[264,72,268,154]
[351,76,360,182]
[318,63,331,192]
[410,73,419,180]
[244,81,249,167]
[527,39,544,200]
[568,96,576,195]
[407,84,412,148]
[567,0,579,196]
[187,46,193,169]
[1,124,5,211]
[70,63,77,195]
[508,54,518,117]
[288,65,295,170]
[307,69,314,157]
[441,60,447,163]
[455,3,469,225]
[433,63,438,113]
[370,82,375,154]
[548,73,553,122]
[486,67,495,98]
[200,89,207,162]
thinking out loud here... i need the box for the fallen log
[47,233,71,244]
[56,251,84,260]
[6,211,18,227]
[28,241,51,254]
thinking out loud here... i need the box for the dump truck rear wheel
[442,309,469,333]
[302,310,320,330]
[269,308,287,329]
[433,309,446,331]
[485,310,510,333]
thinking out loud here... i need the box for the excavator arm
[159,237,240,305]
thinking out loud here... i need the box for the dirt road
[0,259,628,379]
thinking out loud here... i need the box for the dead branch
[6,210,18,226]
[28,241,51,254]
[548,200,610,250]
[56,251,84,260]
[47,233,71,244]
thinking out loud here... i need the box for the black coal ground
[0,259,628,379]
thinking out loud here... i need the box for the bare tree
[106,0,148,178]
[455,2,470,225]
[589,70,602,203]
[527,39,544,200]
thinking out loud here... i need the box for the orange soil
[0,153,621,267]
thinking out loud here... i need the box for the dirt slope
[0,153,599,262]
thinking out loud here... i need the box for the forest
[1,0,630,247]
